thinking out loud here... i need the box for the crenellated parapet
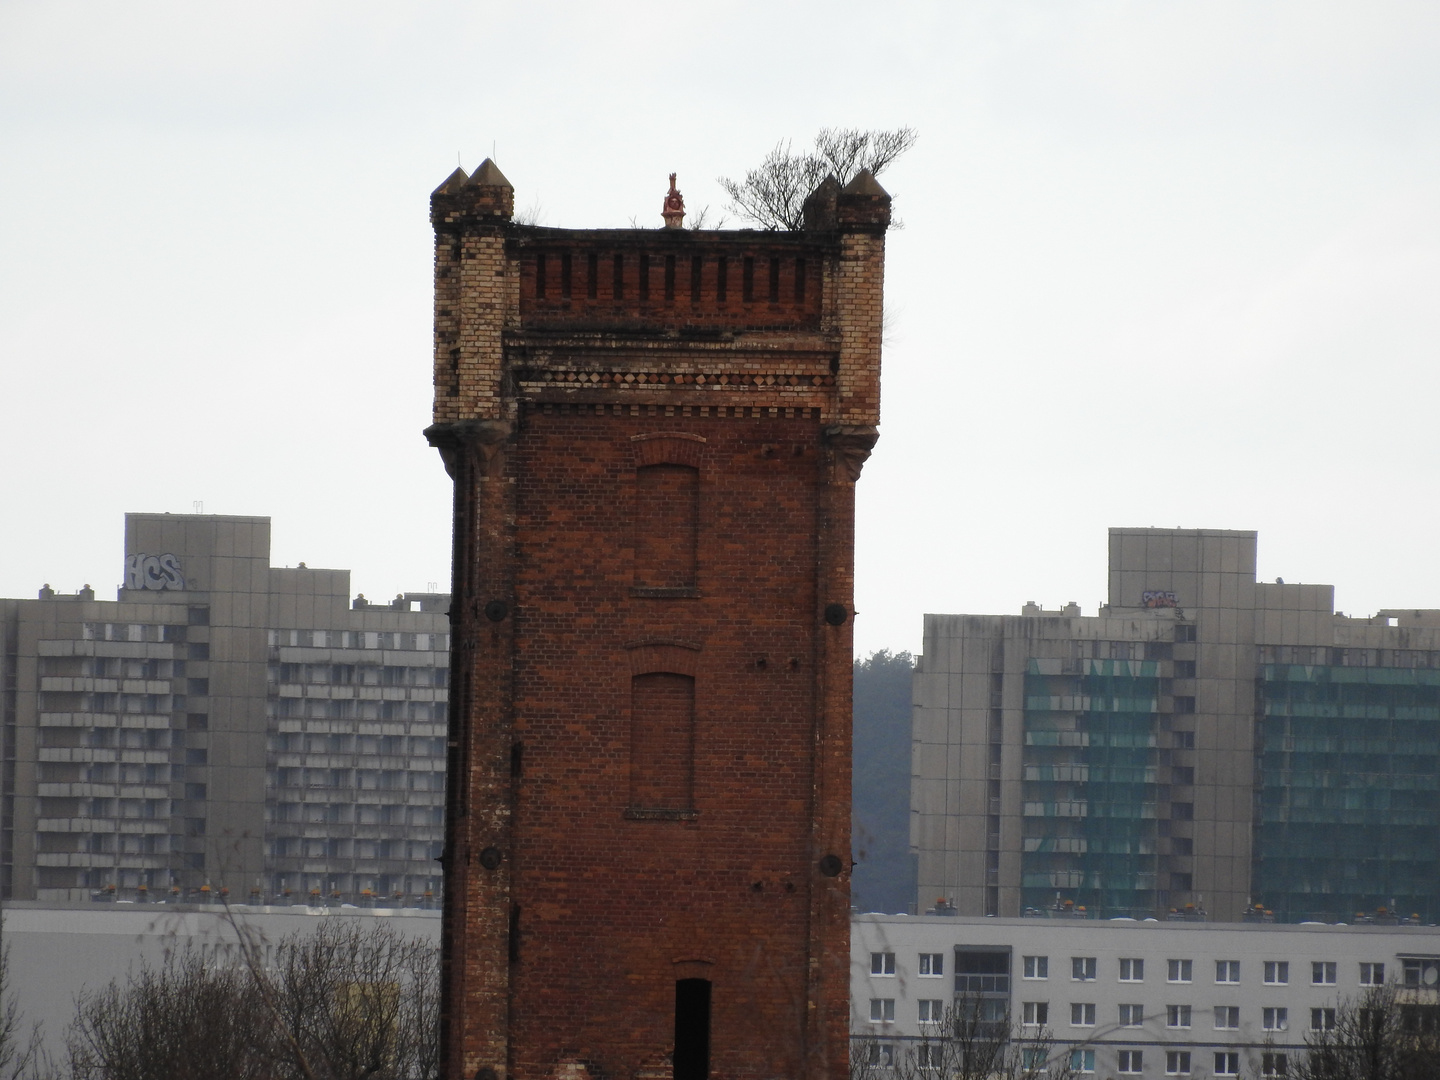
[428,160,889,429]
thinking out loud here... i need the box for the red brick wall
[504,411,824,1080]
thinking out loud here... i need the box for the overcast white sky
[2,1,1438,657]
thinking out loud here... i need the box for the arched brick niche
[625,640,700,819]
[631,433,706,597]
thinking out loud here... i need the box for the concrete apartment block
[0,513,449,905]
[912,528,1440,924]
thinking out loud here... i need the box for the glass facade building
[1022,658,1163,916]
[913,528,1440,923]
[1257,660,1440,922]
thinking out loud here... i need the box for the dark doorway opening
[673,978,711,1080]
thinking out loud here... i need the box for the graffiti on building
[124,553,185,591]
[1142,590,1179,609]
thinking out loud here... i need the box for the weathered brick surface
[427,161,889,1080]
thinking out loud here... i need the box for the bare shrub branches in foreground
[0,939,48,1080]
[852,997,1076,1080]
[67,921,438,1080]
[1295,982,1440,1080]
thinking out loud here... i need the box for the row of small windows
[268,663,448,687]
[42,727,175,750]
[1054,641,1440,669]
[865,1026,1288,1076]
[1011,955,1382,986]
[268,699,446,722]
[268,837,441,860]
[268,630,448,650]
[81,622,198,643]
[40,656,188,679]
[269,803,442,826]
[1013,1002,1332,1032]
[267,733,445,756]
[862,1041,1288,1077]
[869,952,946,977]
[873,952,1362,985]
[271,768,444,791]
[39,762,174,784]
[43,692,177,714]
[1261,644,1440,668]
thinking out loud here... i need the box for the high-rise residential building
[425,160,889,1080]
[912,528,1440,924]
[0,513,449,904]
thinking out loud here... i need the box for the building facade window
[869,999,894,1024]
[1166,1050,1192,1075]
[1264,1007,1289,1031]
[1070,1049,1095,1074]
[917,1000,944,1023]
[1264,961,1289,985]
[1215,1051,1240,1076]
[1312,961,1337,985]
[1072,956,1097,981]
[1168,959,1193,983]
[1071,1003,1096,1027]
[1167,1004,1191,1028]
[1118,1050,1143,1074]
[1403,958,1440,987]
[1360,962,1386,986]
[1022,1002,1048,1026]
[1312,1008,1336,1031]
[918,953,943,977]
[1262,1052,1289,1076]
[1215,1006,1239,1029]
[1119,958,1144,982]
[1119,1004,1144,1027]
[870,952,895,976]
[1216,960,1240,983]
[1024,955,1049,979]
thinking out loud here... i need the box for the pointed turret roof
[431,167,470,197]
[841,168,889,198]
[467,158,513,190]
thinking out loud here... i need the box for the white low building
[852,913,1440,1078]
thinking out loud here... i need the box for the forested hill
[852,649,917,914]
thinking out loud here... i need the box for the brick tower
[425,161,890,1080]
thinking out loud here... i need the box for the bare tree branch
[1295,982,1440,1080]
[719,127,917,231]
[0,939,48,1080]
[63,922,439,1080]
[853,994,1075,1080]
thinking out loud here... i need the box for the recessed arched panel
[629,672,694,812]
[634,464,698,592]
